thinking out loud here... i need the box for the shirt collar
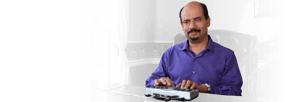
[181,35,215,52]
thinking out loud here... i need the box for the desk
[95,84,267,102]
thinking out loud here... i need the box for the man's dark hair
[179,3,209,23]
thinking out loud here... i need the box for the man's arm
[145,51,169,87]
[210,51,243,96]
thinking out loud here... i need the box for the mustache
[187,29,201,35]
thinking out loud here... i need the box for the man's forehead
[181,9,204,20]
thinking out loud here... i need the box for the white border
[280,1,285,8]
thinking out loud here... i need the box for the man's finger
[159,77,167,85]
[185,80,192,89]
[164,78,172,86]
[154,79,160,86]
[176,83,182,87]
[166,77,174,86]
[190,82,197,89]
[181,80,187,89]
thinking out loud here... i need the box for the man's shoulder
[164,42,185,54]
[173,42,185,49]
[212,42,234,54]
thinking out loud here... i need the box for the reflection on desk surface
[97,84,277,102]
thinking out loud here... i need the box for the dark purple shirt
[145,35,243,96]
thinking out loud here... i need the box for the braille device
[145,86,199,101]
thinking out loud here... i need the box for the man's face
[181,3,210,42]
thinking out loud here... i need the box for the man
[145,1,243,96]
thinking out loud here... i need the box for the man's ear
[207,17,211,27]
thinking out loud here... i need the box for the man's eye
[196,18,201,21]
[184,21,189,23]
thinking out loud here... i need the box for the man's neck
[188,35,209,55]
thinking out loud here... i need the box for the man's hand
[154,77,175,87]
[176,80,209,92]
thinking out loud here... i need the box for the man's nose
[189,21,197,29]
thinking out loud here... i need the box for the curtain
[89,0,111,88]
[83,0,130,102]
[112,0,130,85]
[90,0,130,86]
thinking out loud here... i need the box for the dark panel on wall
[254,0,285,18]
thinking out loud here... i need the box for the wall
[237,0,285,42]
[154,0,285,42]
[128,0,156,42]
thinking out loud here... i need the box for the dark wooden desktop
[83,83,248,102]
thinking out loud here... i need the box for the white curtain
[82,0,131,101]
[90,0,130,86]
[111,0,130,85]
[90,0,113,90]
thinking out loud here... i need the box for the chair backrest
[209,30,257,61]
[173,33,187,45]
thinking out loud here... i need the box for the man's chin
[190,37,199,41]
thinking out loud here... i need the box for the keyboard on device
[145,86,199,101]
